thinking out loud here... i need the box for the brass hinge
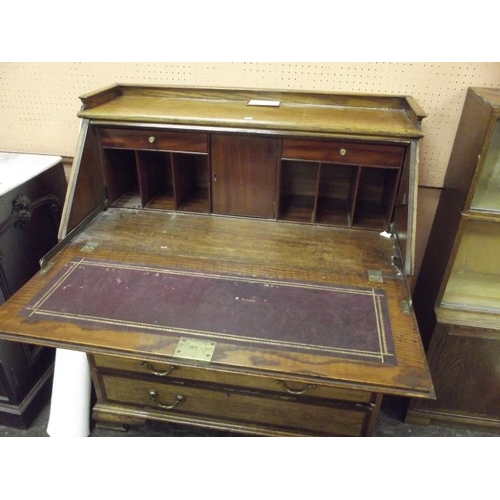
[391,255,413,314]
[173,337,216,362]
[401,299,411,315]
[367,270,383,283]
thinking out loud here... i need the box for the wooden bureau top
[77,84,426,139]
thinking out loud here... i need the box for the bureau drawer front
[282,138,405,167]
[101,374,368,436]
[91,354,372,404]
[99,127,208,153]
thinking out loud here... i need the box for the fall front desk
[0,85,434,436]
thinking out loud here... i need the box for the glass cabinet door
[470,119,500,213]
[441,218,500,312]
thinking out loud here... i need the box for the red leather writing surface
[24,258,396,365]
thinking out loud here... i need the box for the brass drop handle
[148,390,185,410]
[148,136,156,143]
[277,380,316,395]
[140,361,176,377]
[339,148,347,156]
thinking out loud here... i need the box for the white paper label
[247,99,281,107]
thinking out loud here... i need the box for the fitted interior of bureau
[99,127,404,232]
[279,160,401,229]
[102,149,210,213]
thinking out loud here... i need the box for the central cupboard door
[211,134,278,218]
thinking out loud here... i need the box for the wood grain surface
[0,209,433,398]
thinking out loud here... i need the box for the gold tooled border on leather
[23,258,396,365]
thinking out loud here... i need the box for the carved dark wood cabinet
[0,153,67,427]
[407,87,500,431]
[0,85,433,436]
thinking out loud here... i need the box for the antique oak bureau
[0,85,434,436]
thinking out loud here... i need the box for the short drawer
[91,353,373,404]
[99,127,208,153]
[101,373,368,436]
[282,138,406,168]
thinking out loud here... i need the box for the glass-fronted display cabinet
[407,87,500,431]
[470,120,500,212]
[441,219,500,314]
[436,88,500,329]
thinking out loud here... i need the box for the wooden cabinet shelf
[172,153,210,213]
[137,151,174,210]
[279,160,319,223]
[102,137,210,213]
[408,87,500,432]
[353,166,401,230]
[316,164,355,226]
[278,160,400,230]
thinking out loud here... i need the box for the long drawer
[100,373,369,436]
[281,138,406,167]
[99,127,208,153]
[91,353,373,404]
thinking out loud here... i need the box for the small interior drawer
[101,373,368,436]
[282,138,406,167]
[99,127,208,153]
[91,353,373,404]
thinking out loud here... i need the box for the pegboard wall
[1,62,500,187]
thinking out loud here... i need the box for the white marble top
[0,152,62,197]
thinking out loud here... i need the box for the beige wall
[1,62,499,187]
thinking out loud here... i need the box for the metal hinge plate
[80,242,99,253]
[173,337,216,362]
[368,270,384,283]
[401,299,411,315]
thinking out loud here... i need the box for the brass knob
[339,148,347,156]
[148,136,156,144]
